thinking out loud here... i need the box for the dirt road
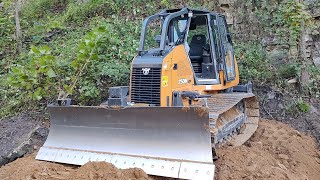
[0,119,319,180]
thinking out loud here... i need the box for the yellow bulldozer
[36,8,259,180]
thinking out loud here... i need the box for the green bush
[278,63,301,79]
[234,42,273,84]
[6,46,62,101]
[4,18,140,107]
[286,99,311,114]
[68,18,140,104]
[296,100,310,113]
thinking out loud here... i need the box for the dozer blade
[36,106,215,180]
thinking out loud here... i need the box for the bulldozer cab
[138,8,236,85]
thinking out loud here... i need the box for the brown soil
[0,119,319,180]
[216,119,320,180]
[0,155,151,180]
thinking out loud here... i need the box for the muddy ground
[0,119,319,180]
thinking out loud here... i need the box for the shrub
[296,100,310,113]
[278,63,301,79]
[6,46,62,101]
[234,42,274,84]
[5,17,140,107]
[67,18,140,104]
[286,99,311,114]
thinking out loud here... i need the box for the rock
[304,34,313,43]
[267,91,275,100]
[253,141,263,149]
[268,48,288,64]
[278,163,287,170]
[262,37,279,47]
[311,7,320,18]
[287,78,297,84]
[219,0,234,5]
[278,103,284,109]
[295,130,302,137]
[4,126,48,166]
[278,154,289,160]
[288,46,299,58]
[314,42,320,52]
[310,105,320,115]
[0,113,48,166]
[313,56,320,66]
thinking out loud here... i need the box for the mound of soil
[216,119,320,180]
[71,162,150,180]
[0,155,151,180]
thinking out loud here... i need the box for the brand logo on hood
[142,68,150,75]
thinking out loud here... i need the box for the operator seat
[189,34,206,73]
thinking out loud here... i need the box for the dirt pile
[0,155,73,180]
[216,119,320,180]
[0,155,151,180]
[71,162,150,180]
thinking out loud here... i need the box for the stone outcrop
[215,0,320,70]
[0,113,48,166]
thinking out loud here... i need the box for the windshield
[171,17,188,43]
[144,17,162,50]
[140,14,189,53]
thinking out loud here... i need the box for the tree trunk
[14,0,22,54]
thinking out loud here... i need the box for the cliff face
[308,1,320,67]
[215,0,319,69]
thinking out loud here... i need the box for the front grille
[131,67,161,106]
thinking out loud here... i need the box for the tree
[14,0,22,53]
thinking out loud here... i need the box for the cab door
[217,15,236,82]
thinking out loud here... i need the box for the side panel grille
[192,62,202,73]
[131,68,161,106]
